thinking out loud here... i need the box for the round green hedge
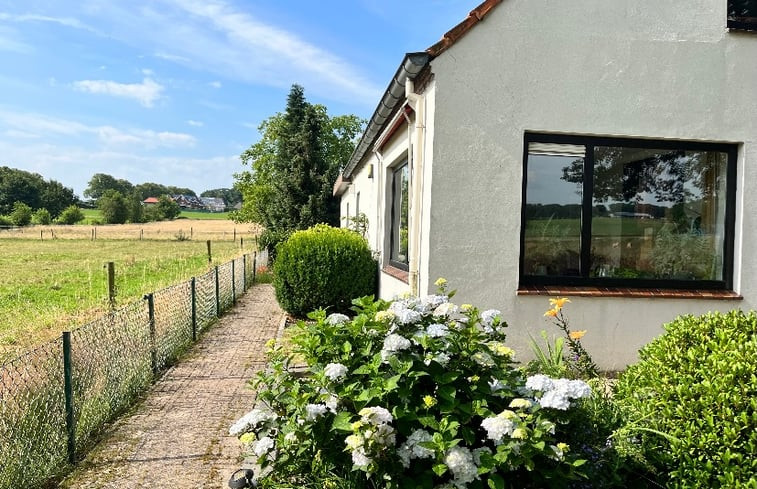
[614,310,757,488]
[273,224,377,317]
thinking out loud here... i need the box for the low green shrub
[0,215,12,227]
[614,310,757,488]
[32,208,52,225]
[57,205,84,225]
[234,282,603,488]
[273,224,376,316]
[10,201,33,226]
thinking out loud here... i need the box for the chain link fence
[0,251,264,489]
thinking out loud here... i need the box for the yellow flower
[511,428,528,439]
[498,409,518,420]
[460,304,473,312]
[543,308,559,317]
[423,395,437,408]
[468,375,480,383]
[374,310,395,322]
[557,442,569,453]
[434,277,448,288]
[345,434,363,449]
[569,330,587,340]
[549,297,571,309]
[488,342,514,357]
[350,420,364,430]
[239,432,256,444]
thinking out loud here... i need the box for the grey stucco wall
[426,0,757,369]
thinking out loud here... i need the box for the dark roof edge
[427,0,503,57]
[342,52,430,179]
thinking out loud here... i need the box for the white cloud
[0,12,95,32]
[72,77,164,108]
[187,119,204,127]
[154,51,191,63]
[209,81,222,88]
[0,109,195,149]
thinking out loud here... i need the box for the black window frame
[519,132,737,290]
[389,161,409,271]
[728,0,757,31]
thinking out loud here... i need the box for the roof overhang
[332,174,351,197]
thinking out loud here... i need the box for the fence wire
[0,339,67,488]
[0,252,257,489]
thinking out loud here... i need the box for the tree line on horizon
[0,166,241,227]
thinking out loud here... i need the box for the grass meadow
[0,218,259,363]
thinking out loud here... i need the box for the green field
[79,208,230,223]
[0,238,245,363]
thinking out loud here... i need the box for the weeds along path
[60,283,284,489]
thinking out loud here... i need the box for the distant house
[335,0,756,370]
[143,197,159,206]
[201,197,226,212]
[171,194,205,210]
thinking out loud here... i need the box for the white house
[335,0,757,369]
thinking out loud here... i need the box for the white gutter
[405,78,425,296]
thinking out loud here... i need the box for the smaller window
[356,192,361,217]
[389,162,409,270]
[346,202,350,227]
[728,0,757,31]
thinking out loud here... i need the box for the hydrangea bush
[234,281,595,488]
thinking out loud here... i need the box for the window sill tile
[382,266,409,283]
[517,285,742,300]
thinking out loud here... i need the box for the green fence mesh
[0,252,257,489]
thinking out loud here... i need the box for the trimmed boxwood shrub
[273,224,377,316]
[614,310,757,488]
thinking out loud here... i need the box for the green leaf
[488,474,505,489]
[432,463,448,477]
[331,411,354,433]
[438,385,457,403]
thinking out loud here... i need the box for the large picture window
[389,162,409,270]
[728,0,757,31]
[521,133,736,289]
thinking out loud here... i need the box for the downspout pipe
[405,78,425,296]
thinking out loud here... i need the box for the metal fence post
[252,251,257,284]
[62,331,76,464]
[215,265,220,317]
[242,254,247,291]
[231,259,236,305]
[145,293,157,375]
[191,277,197,341]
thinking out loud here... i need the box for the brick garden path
[60,284,284,489]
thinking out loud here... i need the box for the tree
[97,190,129,224]
[156,195,181,220]
[84,173,133,201]
[9,201,33,226]
[0,166,43,213]
[233,84,364,247]
[57,205,84,225]
[40,180,76,218]
[127,191,145,223]
[134,182,170,200]
[33,208,52,225]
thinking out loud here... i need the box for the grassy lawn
[79,208,230,222]
[0,238,249,363]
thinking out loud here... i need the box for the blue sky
[0,0,481,198]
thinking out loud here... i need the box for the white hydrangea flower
[509,398,532,409]
[553,378,592,399]
[426,323,450,338]
[418,294,449,312]
[444,446,478,488]
[305,403,328,420]
[390,301,422,324]
[481,416,515,442]
[397,429,434,467]
[381,333,412,361]
[525,374,555,392]
[480,309,501,328]
[374,310,396,323]
[324,394,339,412]
[433,302,458,318]
[252,436,275,457]
[359,406,393,425]
[434,352,451,366]
[351,446,372,468]
[229,408,277,436]
[283,432,297,443]
[324,362,348,381]
[326,313,350,325]
[345,434,363,450]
